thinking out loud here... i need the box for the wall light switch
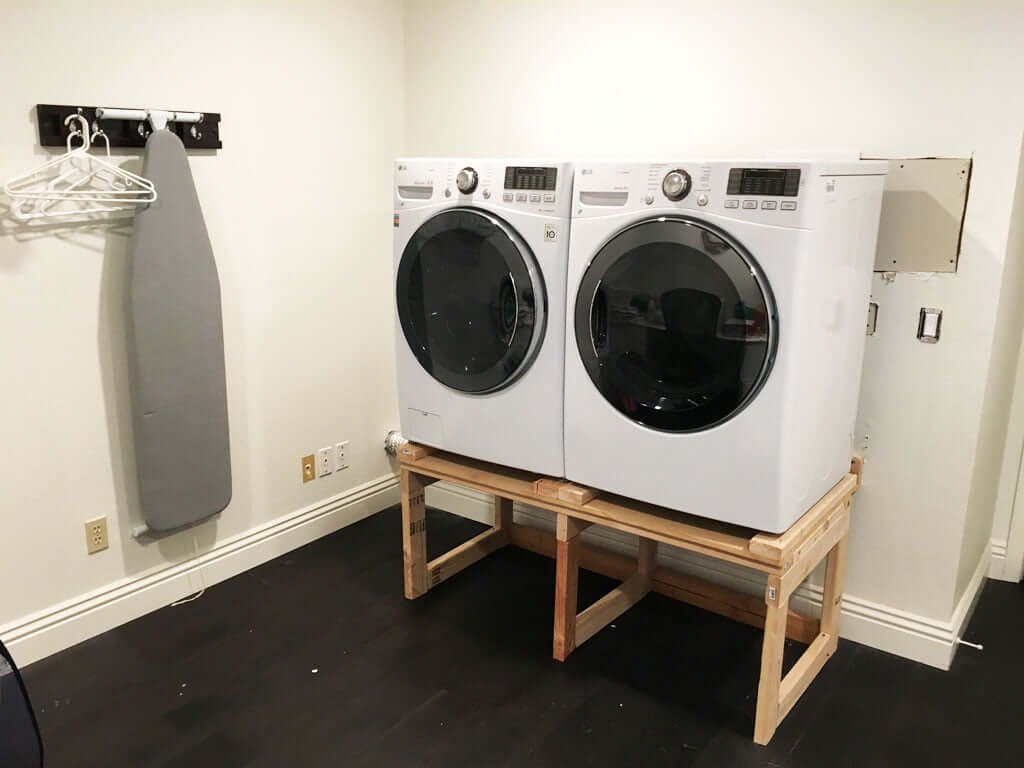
[316,447,333,477]
[917,307,942,343]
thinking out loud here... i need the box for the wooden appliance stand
[397,443,861,745]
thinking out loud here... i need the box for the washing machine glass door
[575,216,777,432]
[398,208,547,393]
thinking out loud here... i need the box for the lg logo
[544,224,558,242]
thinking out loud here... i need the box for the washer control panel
[395,159,571,217]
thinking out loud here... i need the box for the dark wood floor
[20,507,1024,767]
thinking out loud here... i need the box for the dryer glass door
[398,208,547,393]
[575,216,777,432]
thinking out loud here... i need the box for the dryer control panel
[395,158,573,218]
[572,161,821,227]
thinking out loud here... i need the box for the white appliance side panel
[777,172,887,521]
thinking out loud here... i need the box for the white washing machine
[564,160,887,532]
[394,158,572,476]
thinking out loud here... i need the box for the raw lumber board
[508,523,819,644]
[126,129,231,532]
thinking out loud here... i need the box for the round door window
[397,208,546,393]
[575,216,777,432]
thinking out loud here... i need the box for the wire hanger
[4,113,157,222]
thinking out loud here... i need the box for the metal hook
[63,113,91,150]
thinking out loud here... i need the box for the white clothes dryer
[564,160,886,532]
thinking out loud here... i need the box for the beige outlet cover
[84,517,109,554]
[872,157,971,273]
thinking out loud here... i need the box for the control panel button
[780,201,797,211]
[761,200,777,210]
[482,188,491,199]
[724,199,739,209]
[529,193,541,202]
[515,192,527,202]
[696,193,709,207]
[444,188,452,198]
[642,193,654,205]
[742,200,757,209]
[543,193,555,203]
[502,192,513,202]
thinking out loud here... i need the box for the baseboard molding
[988,538,1009,580]
[2,475,399,667]
[426,483,981,671]
[947,546,989,664]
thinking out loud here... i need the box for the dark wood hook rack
[35,104,222,150]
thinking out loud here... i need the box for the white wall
[0,1,405,662]
[3,0,1022,669]
[986,141,1024,582]
[404,0,1024,635]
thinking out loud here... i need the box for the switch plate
[316,447,333,477]
[84,516,109,554]
[917,307,942,343]
[301,454,316,483]
[335,441,349,470]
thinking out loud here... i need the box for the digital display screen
[727,168,801,197]
[504,166,558,191]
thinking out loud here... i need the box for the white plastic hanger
[4,116,91,200]
[5,114,157,222]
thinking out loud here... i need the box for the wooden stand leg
[820,523,849,644]
[554,528,658,661]
[494,496,513,533]
[638,538,657,582]
[754,510,851,745]
[754,575,788,745]
[553,513,581,661]
[401,467,514,597]
[401,469,428,599]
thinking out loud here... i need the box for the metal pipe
[384,430,407,456]
[95,107,204,126]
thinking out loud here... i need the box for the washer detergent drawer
[403,408,445,448]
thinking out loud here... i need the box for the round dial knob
[662,169,692,201]
[456,167,479,194]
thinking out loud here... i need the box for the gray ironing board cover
[125,129,231,532]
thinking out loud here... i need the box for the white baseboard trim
[947,546,989,662]
[2,475,399,667]
[426,483,985,671]
[988,538,1009,580]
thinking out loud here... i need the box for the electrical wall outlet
[335,441,349,470]
[84,516,109,554]
[316,447,333,477]
[301,454,316,483]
